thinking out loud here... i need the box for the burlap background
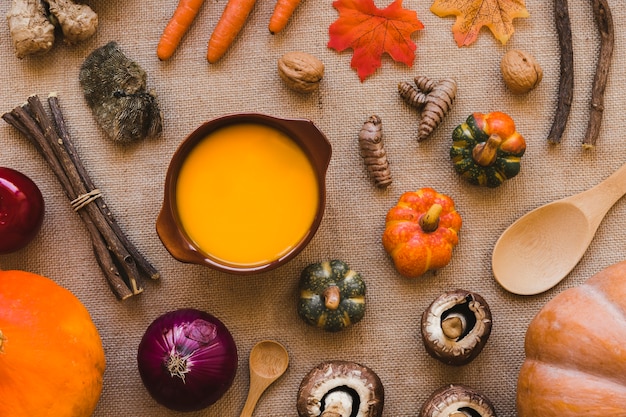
[1,1,625,416]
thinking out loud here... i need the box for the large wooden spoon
[239,340,289,417]
[492,161,626,295]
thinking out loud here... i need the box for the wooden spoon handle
[238,376,274,417]
[570,161,626,224]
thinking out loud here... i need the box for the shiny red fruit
[0,167,45,254]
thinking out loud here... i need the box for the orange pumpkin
[382,187,462,278]
[517,260,626,416]
[0,270,106,417]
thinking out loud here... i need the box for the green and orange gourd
[450,111,526,188]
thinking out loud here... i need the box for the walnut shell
[278,52,324,93]
[500,49,543,95]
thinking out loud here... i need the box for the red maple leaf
[328,0,424,82]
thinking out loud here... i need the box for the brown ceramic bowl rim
[156,113,332,275]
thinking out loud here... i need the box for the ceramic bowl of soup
[156,113,332,275]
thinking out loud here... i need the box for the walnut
[500,49,543,95]
[278,52,324,93]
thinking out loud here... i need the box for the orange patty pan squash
[382,188,462,278]
[517,260,626,416]
[0,270,106,417]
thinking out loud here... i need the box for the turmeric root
[44,0,98,44]
[358,115,392,189]
[399,76,457,142]
[7,0,55,58]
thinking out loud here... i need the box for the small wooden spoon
[239,340,289,417]
[492,161,626,295]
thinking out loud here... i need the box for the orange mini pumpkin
[382,188,462,278]
[517,260,626,416]
[0,270,106,417]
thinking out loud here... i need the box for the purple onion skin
[137,308,238,412]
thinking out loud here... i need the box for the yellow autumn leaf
[431,0,529,46]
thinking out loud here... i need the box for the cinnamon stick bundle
[2,94,159,300]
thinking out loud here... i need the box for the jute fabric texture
[1,1,625,416]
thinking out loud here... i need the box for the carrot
[157,0,206,61]
[207,0,258,63]
[268,0,302,34]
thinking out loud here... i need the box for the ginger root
[399,76,457,142]
[6,0,97,58]
[7,0,55,58]
[358,115,392,189]
[44,0,98,44]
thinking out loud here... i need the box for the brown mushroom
[296,360,384,417]
[420,384,497,417]
[421,290,492,366]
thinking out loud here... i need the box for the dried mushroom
[420,384,497,417]
[421,290,492,366]
[297,360,384,417]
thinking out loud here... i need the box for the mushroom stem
[323,285,341,310]
[441,314,466,340]
[322,391,353,417]
[419,203,443,233]
[472,134,503,166]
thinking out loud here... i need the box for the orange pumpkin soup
[175,123,319,267]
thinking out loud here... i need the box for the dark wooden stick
[47,93,160,280]
[547,0,574,144]
[25,95,144,295]
[2,105,134,300]
[582,0,614,148]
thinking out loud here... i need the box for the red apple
[0,167,45,254]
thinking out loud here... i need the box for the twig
[47,93,160,280]
[2,94,160,300]
[3,104,134,300]
[582,0,614,149]
[547,0,574,144]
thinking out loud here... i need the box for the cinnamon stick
[582,0,614,149]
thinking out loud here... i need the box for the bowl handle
[156,203,205,265]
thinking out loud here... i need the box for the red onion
[137,308,238,412]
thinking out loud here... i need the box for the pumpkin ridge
[583,281,626,330]
[523,356,626,390]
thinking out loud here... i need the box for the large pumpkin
[0,270,106,417]
[517,261,626,416]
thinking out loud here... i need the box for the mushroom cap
[421,289,492,366]
[296,360,384,417]
[419,384,497,417]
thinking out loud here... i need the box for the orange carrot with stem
[157,0,206,61]
[268,0,302,34]
[207,0,257,63]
